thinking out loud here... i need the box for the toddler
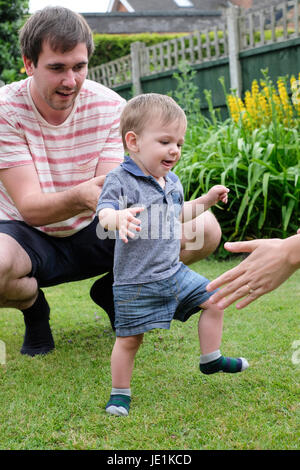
[97,93,249,416]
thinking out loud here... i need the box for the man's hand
[76,175,106,212]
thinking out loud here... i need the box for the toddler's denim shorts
[113,263,218,337]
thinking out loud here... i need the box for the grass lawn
[0,258,299,450]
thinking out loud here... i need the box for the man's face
[23,41,88,124]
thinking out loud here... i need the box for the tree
[0,0,29,84]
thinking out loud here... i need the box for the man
[0,6,222,357]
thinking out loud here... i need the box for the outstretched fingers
[119,207,144,243]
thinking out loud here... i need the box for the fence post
[227,5,242,97]
[130,41,144,96]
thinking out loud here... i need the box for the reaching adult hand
[206,235,300,309]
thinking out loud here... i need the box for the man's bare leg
[0,234,54,356]
[0,234,37,308]
[180,211,221,265]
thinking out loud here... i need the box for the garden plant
[0,0,28,83]
[172,66,300,258]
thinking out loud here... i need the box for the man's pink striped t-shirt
[0,78,125,236]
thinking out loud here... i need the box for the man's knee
[0,234,32,274]
[0,257,20,306]
[0,255,16,291]
[203,211,222,254]
[180,211,222,264]
[0,234,33,306]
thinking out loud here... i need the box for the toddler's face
[133,119,186,181]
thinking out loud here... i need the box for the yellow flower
[251,79,259,99]
[272,92,283,121]
[227,94,245,123]
[258,94,270,125]
[291,76,300,116]
[277,78,293,126]
[244,90,256,130]
[227,75,299,131]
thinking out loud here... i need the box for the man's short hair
[19,6,94,66]
[120,93,187,151]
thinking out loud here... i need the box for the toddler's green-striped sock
[105,388,131,416]
[200,350,249,375]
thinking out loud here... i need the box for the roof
[107,0,229,13]
[107,1,284,13]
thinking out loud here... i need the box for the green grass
[0,258,299,450]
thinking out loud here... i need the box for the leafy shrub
[172,66,300,258]
[89,26,300,70]
[89,33,187,68]
[0,0,28,83]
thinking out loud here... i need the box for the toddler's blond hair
[120,93,187,151]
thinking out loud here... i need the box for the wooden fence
[88,0,300,97]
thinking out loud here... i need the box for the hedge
[89,33,187,68]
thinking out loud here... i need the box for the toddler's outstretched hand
[206,185,229,206]
[118,207,144,243]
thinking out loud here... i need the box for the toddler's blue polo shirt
[97,155,184,286]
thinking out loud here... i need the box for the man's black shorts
[0,218,115,288]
